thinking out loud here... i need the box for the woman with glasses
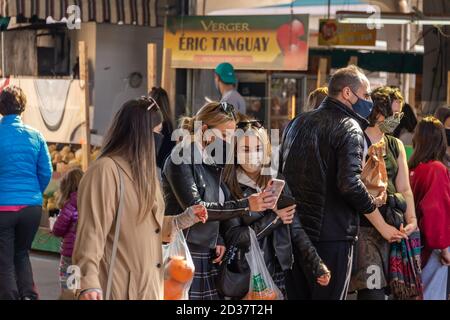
[350,86,418,300]
[220,117,331,299]
[73,98,208,300]
[162,102,278,300]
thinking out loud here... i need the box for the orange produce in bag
[164,278,184,300]
[167,256,194,283]
[163,230,195,300]
[243,228,284,300]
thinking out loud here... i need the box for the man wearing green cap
[214,62,246,114]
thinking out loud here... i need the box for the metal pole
[1,32,5,77]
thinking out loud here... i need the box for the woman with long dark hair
[73,97,207,300]
[434,107,450,169]
[409,116,450,300]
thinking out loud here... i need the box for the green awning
[310,48,423,74]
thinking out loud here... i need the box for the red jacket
[410,161,450,266]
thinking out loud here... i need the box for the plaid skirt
[188,243,221,300]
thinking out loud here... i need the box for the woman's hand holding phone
[248,191,278,212]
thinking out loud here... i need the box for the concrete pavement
[30,251,60,300]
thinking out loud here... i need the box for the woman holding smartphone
[221,118,331,299]
[162,102,277,300]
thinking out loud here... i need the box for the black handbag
[384,193,406,229]
[216,245,250,299]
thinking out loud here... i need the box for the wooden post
[79,41,91,172]
[348,56,358,66]
[447,71,450,106]
[147,43,157,93]
[162,48,176,123]
[317,57,327,88]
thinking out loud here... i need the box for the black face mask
[446,129,450,147]
[154,132,164,154]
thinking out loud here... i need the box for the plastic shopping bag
[244,228,284,300]
[163,227,195,300]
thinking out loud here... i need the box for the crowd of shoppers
[0,62,449,301]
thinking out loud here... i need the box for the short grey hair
[328,65,368,98]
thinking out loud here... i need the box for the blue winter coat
[0,115,53,206]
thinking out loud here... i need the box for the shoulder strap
[105,160,125,300]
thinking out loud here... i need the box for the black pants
[357,288,386,300]
[286,241,354,300]
[0,206,42,300]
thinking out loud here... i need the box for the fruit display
[244,273,280,300]
[164,256,194,300]
[43,143,100,212]
[48,143,100,173]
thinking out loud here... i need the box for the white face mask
[237,151,264,173]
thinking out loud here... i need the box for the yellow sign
[164,15,309,71]
[319,19,377,46]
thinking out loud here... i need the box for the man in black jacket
[280,65,406,300]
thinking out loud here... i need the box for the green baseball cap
[215,62,237,85]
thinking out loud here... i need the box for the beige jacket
[72,156,175,300]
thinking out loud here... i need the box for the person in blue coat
[0,85,53,300]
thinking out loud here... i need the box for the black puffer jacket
[162,143,250,249]
[280,97,376,243]
[221,179,328,278]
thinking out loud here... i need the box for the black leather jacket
[280,97,376,243]
[220,179,328,278]
[162,144,250,249]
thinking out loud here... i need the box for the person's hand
[248,191,277,212]
[78,290,103,300]
[440,248,450,266]
[273,205,296,224]
[213,245,226,264]
[173,205,207,232]
[380,224,408,243]
[190,204,208,224]
[317,273,331,287]
[400,222,417,237]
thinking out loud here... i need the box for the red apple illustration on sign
[321,20,337,41]
[276,19,307,69]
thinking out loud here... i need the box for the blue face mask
[350,90,373,119]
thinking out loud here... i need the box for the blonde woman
[162,102,277,300]
[305,87,328,111]
[73,97,207,300]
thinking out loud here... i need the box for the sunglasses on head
[138,96,160,111]
[218,102,237,120]
[237,120,264,129]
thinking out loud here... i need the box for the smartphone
[277,194,297,210]
[265,178,285,209]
